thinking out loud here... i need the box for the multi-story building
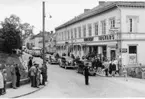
[55,1,145,66]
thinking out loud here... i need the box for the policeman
[84,63,89,85]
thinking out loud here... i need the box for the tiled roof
[55,1,145,30]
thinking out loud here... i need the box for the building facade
[55,1,145,66]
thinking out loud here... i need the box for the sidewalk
[0,83,47,98]
[96,73,145,93]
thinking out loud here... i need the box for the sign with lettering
[121,48,127,53]
[99,34,114,41]
[84,37,94,42]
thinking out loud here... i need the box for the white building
[55,1,145,67]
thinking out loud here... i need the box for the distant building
[55,1,145,66]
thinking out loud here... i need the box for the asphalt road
[22,61,145,98]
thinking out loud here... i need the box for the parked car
[48,54,59,64]
[59,57,66,68]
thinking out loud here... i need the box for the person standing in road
[84,64,89,85]
[11,64,17,89]
[15,64,21,87]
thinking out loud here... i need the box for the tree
[21,23,34,40]
[1,15,22,53]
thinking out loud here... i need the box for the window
[110,18,115,29]
[127,16,139,33]
[83,25,86,37]
[62,32,63,40]
[68,30,70,40]
[88,24,92,36]
[129,18,133,32]
[74,28,77,38]
[65,31,67,40]
[129,46,137,54]
[94,22,99,35]
[101,20,106,35]
[71,29,73,39]
[78,27,81,38]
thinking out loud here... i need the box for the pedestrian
[103,59,109,77]
[84,64,89,85]
[111,61,116,77]
[15,64,21,87]
[28,57,33,78]
[28,57,33,70]
[36,64,41,88]
[40,64,47,86]
[10,64,17,89]
[29,63,37,87]
[122,65,128,81]
[0,64,4,95]
[2,68,7,94]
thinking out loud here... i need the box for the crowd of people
[0,55,48,96]
[28,57,47,88]
[70,53,121,77]
[0,63,22,96]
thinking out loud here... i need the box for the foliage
[0,14,33,53]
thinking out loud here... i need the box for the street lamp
[42,1,52,65]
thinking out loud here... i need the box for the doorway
[111,50,116,61]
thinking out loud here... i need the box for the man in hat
[11,64,17,89]
[84,63,89,85]
[29,63,37,87]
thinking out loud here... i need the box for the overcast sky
[0,0,144,34]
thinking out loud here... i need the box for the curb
[6,78,30,88]
[11,82,48,98]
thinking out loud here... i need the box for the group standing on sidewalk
[0,63,22,96]
[28,56,47,88]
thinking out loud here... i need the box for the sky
[0,0,144,34]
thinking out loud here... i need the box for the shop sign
[84,37,94,42]
[121,48,127,53]
[99,34,114,41]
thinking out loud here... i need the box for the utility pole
[42,1,46,66]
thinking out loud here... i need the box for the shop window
[129,46,137,54]
[88,24,92,36]
[94,22,98,35]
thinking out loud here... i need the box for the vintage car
[59,56,77,69]
[76,60,96,76]
[48,54,59,64]
[59,56,66,68]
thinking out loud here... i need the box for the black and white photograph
[0,0,145,98]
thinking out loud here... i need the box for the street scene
[1,0,145,98]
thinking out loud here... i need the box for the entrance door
[111,50,116,61]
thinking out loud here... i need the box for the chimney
[99,1,105,5]
[84,9,90,13]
